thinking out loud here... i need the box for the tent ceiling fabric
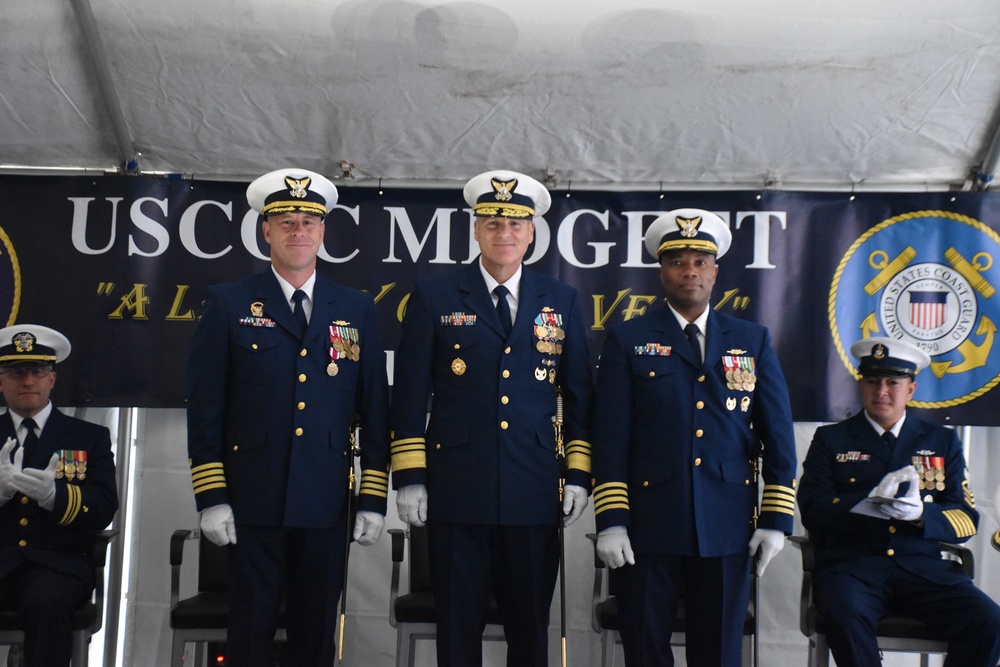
[3,0,1000,189]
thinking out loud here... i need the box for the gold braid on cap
[657,238,719,255]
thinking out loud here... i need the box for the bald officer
[0,325,118,666]
[591,210,797,666]
[186,168,391,666]
[799,338,1000,666]
[391,171,594,667]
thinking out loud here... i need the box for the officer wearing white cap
[0,324,118,666]
[799,337,1000,666]
[591,209,797,666]
[186,168,391,665]
[391,170,594,666]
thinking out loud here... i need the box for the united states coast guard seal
[0,225,21,327]
[829,210,1000,409]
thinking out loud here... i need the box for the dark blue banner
[1,175,999,425]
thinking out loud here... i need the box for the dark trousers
[816,564,1000,667]
[226,523,347,667]
[427,521,559,667]
[0,561,90,667]
[616,551,750,667]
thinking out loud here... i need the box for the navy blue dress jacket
[186,270,391,527]
[591,303,797,557]
[390,262,594,525]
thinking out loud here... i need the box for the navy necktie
[291,289,308,336]
[882,431,896,449]
[494,285,513,337]
[685,323,702,366]
[21,417,39,455]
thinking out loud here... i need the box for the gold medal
[56,458,65,479]
[924,470,935,482]
[451,358,467,376]
[555,343,563,354]
[327,361,339,376]
[350,343,360,361]
[727,382,735,390]
[744,380,756,392]
[65,461,76,481]
[733,369,744,382]
[534,325,548,338]
[251,301,265,317]
[725,370,735,381]
[554,327,565,341]
[918,480,926,491]
[935,470,945,481]
[935,481,945,491]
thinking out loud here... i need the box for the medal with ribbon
[328,322,360,376]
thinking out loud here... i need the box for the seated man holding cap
[0,324,118,666]
[798,337,1000,667]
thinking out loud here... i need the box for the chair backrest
[407,524,433,594]
[197,535,230,593]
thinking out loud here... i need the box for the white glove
[878,467,923,521]
[596,526,635,569]
[869,465,915,499]
[396,484,428,527]
[562,484,588,527]
[200,503,237,546]
[993,484,1000,552]
[352,510,385,546]
[0,438,21,503]
[748,528,785,576]
[10,452,58,510]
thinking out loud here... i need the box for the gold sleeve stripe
[962,480,976,509]
[391,437,426,447]
[942,509,977,539]
[594,482,629,493]
[391,450,426,471]
[191,461,225,475]
[192,471,227,494]
[760,501,795,515]
[594,490,629,515]
[359,469,389,497]
[762,484,796,498]
[565,440,591,473]
[59,485,82,525]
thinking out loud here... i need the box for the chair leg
[742,633,753,667]
[396,627,411,667]
[171,636,184,667]
[70,629,88,667]
[601,629,616,667]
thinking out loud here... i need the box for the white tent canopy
[4,0,1000,189]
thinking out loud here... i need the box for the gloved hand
[993,483,1000,552]
[352,510,385,546]
[10,452,58,510]
[869,465,917,499]
[879,467,922,521]
[562,484,588,527]
[396,484,428,527]
[200,503,237,546]
[748,528,785,576]
[0,437,21,503]
[596,526,635,569]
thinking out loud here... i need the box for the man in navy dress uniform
[390,170,594,666]
[0,324,118,666]
[798,337,1000,666]
[591,209,797,666]
[186,168,391,666]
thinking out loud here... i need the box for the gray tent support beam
[69,0,140,174]
[976,95,1000,190]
